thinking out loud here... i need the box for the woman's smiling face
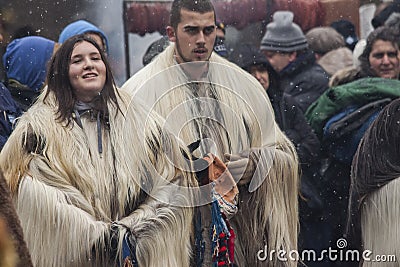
[69,40,106,102]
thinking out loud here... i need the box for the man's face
[167,8,216,64]
[262,50,293,73]
[369,40,400,79]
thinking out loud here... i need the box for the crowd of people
[1,0,400,266]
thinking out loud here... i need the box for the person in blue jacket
[3,36,58,111]
[58,19,109,54]
[0,82,21,150]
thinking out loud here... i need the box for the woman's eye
[373,53,384,59]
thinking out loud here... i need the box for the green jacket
[305,77,400,138]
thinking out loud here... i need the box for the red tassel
[123,257,133,267]
[228,227,235,263]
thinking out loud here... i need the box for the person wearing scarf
[0,35,196,267]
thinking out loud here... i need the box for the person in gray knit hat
[260,11,308,52]
[260,12,331,267]
[260,10,329,113]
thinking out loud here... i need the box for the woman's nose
[84,59,94,69]
[382,55,389,64]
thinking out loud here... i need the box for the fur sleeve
[15,173,109,267]
[117,107,196,267]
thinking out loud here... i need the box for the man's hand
[225,151,255,186]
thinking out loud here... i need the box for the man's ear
[288,51,297,62]
[166,26,176,42]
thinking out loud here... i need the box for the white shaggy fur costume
[122,44,299,267]
[360,179,400,267]
[0,90,196,267]
[348,98,400,267]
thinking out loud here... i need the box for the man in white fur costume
[121,1,299,266]
[0,35,197,266]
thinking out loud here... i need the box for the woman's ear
[166,26,176,42]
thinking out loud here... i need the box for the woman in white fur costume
[347,98,400,267]
[121,1,299,266]
[0,35,197,267]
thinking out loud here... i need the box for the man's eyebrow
[183,25,199,30]
[183,25,215,29]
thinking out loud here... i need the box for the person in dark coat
[230,43,320,166]
[142,36,171,66]
[371,0,400,29]
[0,82,21,151]
[306,26,400,267]
[330,20,359,51]
[230,43,328,267]
[260,11,330,113]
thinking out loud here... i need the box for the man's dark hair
[359,26,400,77]
[170,0,215,29]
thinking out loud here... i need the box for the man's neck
[180,62,209,81]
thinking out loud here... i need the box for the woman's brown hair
[44,34,120,126]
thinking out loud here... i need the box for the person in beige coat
[122,1,299,266]
[0,35,196,267]
[306,26,354,76]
